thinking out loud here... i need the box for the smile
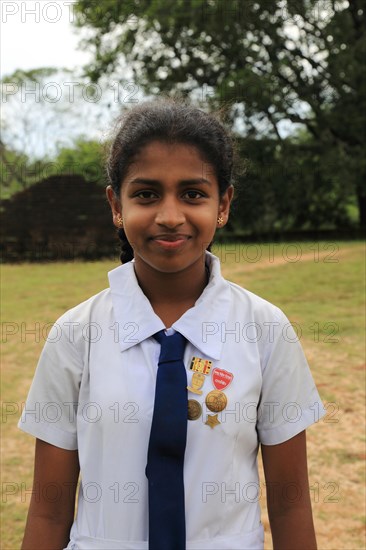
[151,234,191,250]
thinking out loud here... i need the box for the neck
[133,258,208,325]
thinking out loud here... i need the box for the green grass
[219,242,364,360]
[1,241,365,549]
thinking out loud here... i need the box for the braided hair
[106,99,234,263]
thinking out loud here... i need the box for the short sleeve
[18,312,84,450]
[257,308,326,445]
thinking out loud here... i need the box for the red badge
[212,368,233,391]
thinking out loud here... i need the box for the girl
[19,100,325,549]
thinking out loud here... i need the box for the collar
[108,252,231,360]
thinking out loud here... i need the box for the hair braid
[117,228,134,263]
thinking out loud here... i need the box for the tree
[52,139,106,184]
[73,0,366,227]
[0,140,30,197]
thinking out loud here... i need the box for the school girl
[19,100,325,549]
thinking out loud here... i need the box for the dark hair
[106,99,234,263]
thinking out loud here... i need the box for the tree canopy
[72,0,365,228]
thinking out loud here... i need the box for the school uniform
[19,251,325,549]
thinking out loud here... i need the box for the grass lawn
[1,241,365,549]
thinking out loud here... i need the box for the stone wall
[0,175,119,261]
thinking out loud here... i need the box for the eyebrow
[128,177,212,186]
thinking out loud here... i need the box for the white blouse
[19,252,325,549]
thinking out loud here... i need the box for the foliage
[1,66,110,196]
[1,67,60,86]
[73,0,366,227]
[0,139,106,200]
[0,143,40,199]
[232,137,355,233]
[52,139,106,184]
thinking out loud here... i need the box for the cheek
[123,207,151,226]
[197,205,220,226]
[121,208,151,247]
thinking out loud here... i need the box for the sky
[0,1,130,158]
[1,0,91,78]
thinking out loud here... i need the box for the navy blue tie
[146,330,188,550]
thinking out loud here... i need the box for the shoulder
[207,251,283,323]
[57,288,112,325]
[206,252,286,337]
[225,279,283,323]
[46,288,113,351]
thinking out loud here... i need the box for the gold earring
[116,214,124,228]
[217,216,224,226]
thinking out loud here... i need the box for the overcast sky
[0,1,128,158]
[1,1,91,78]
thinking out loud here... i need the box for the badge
[205,414,220,429]
[205,389,228,412]
[187,372,205,395]
[187,399,202,421]
[212,368,234,390]
[190,356,212,375]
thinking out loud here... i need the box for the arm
[261,430,317,550]
[22,438,80,550]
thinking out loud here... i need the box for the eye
[182,190,205,200]
[135,190,158,200]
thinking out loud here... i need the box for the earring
[217,216,224,226]
[116,214,124,228]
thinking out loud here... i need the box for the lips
[152,234,190,241]
[151,234,191,250]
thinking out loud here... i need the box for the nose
[155,197,185,228]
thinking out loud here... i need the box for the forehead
[124,140,217,182]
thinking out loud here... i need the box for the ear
[106,185,122,228]
[218,185,234,227]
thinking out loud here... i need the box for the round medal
[187,399,202,420]
[205,389,227,412]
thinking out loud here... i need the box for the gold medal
[205,414,220,429]
[187,372,205,395]
[187,399,202,421]
[205,389,228,412]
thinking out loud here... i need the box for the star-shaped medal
[205,414,220,429]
